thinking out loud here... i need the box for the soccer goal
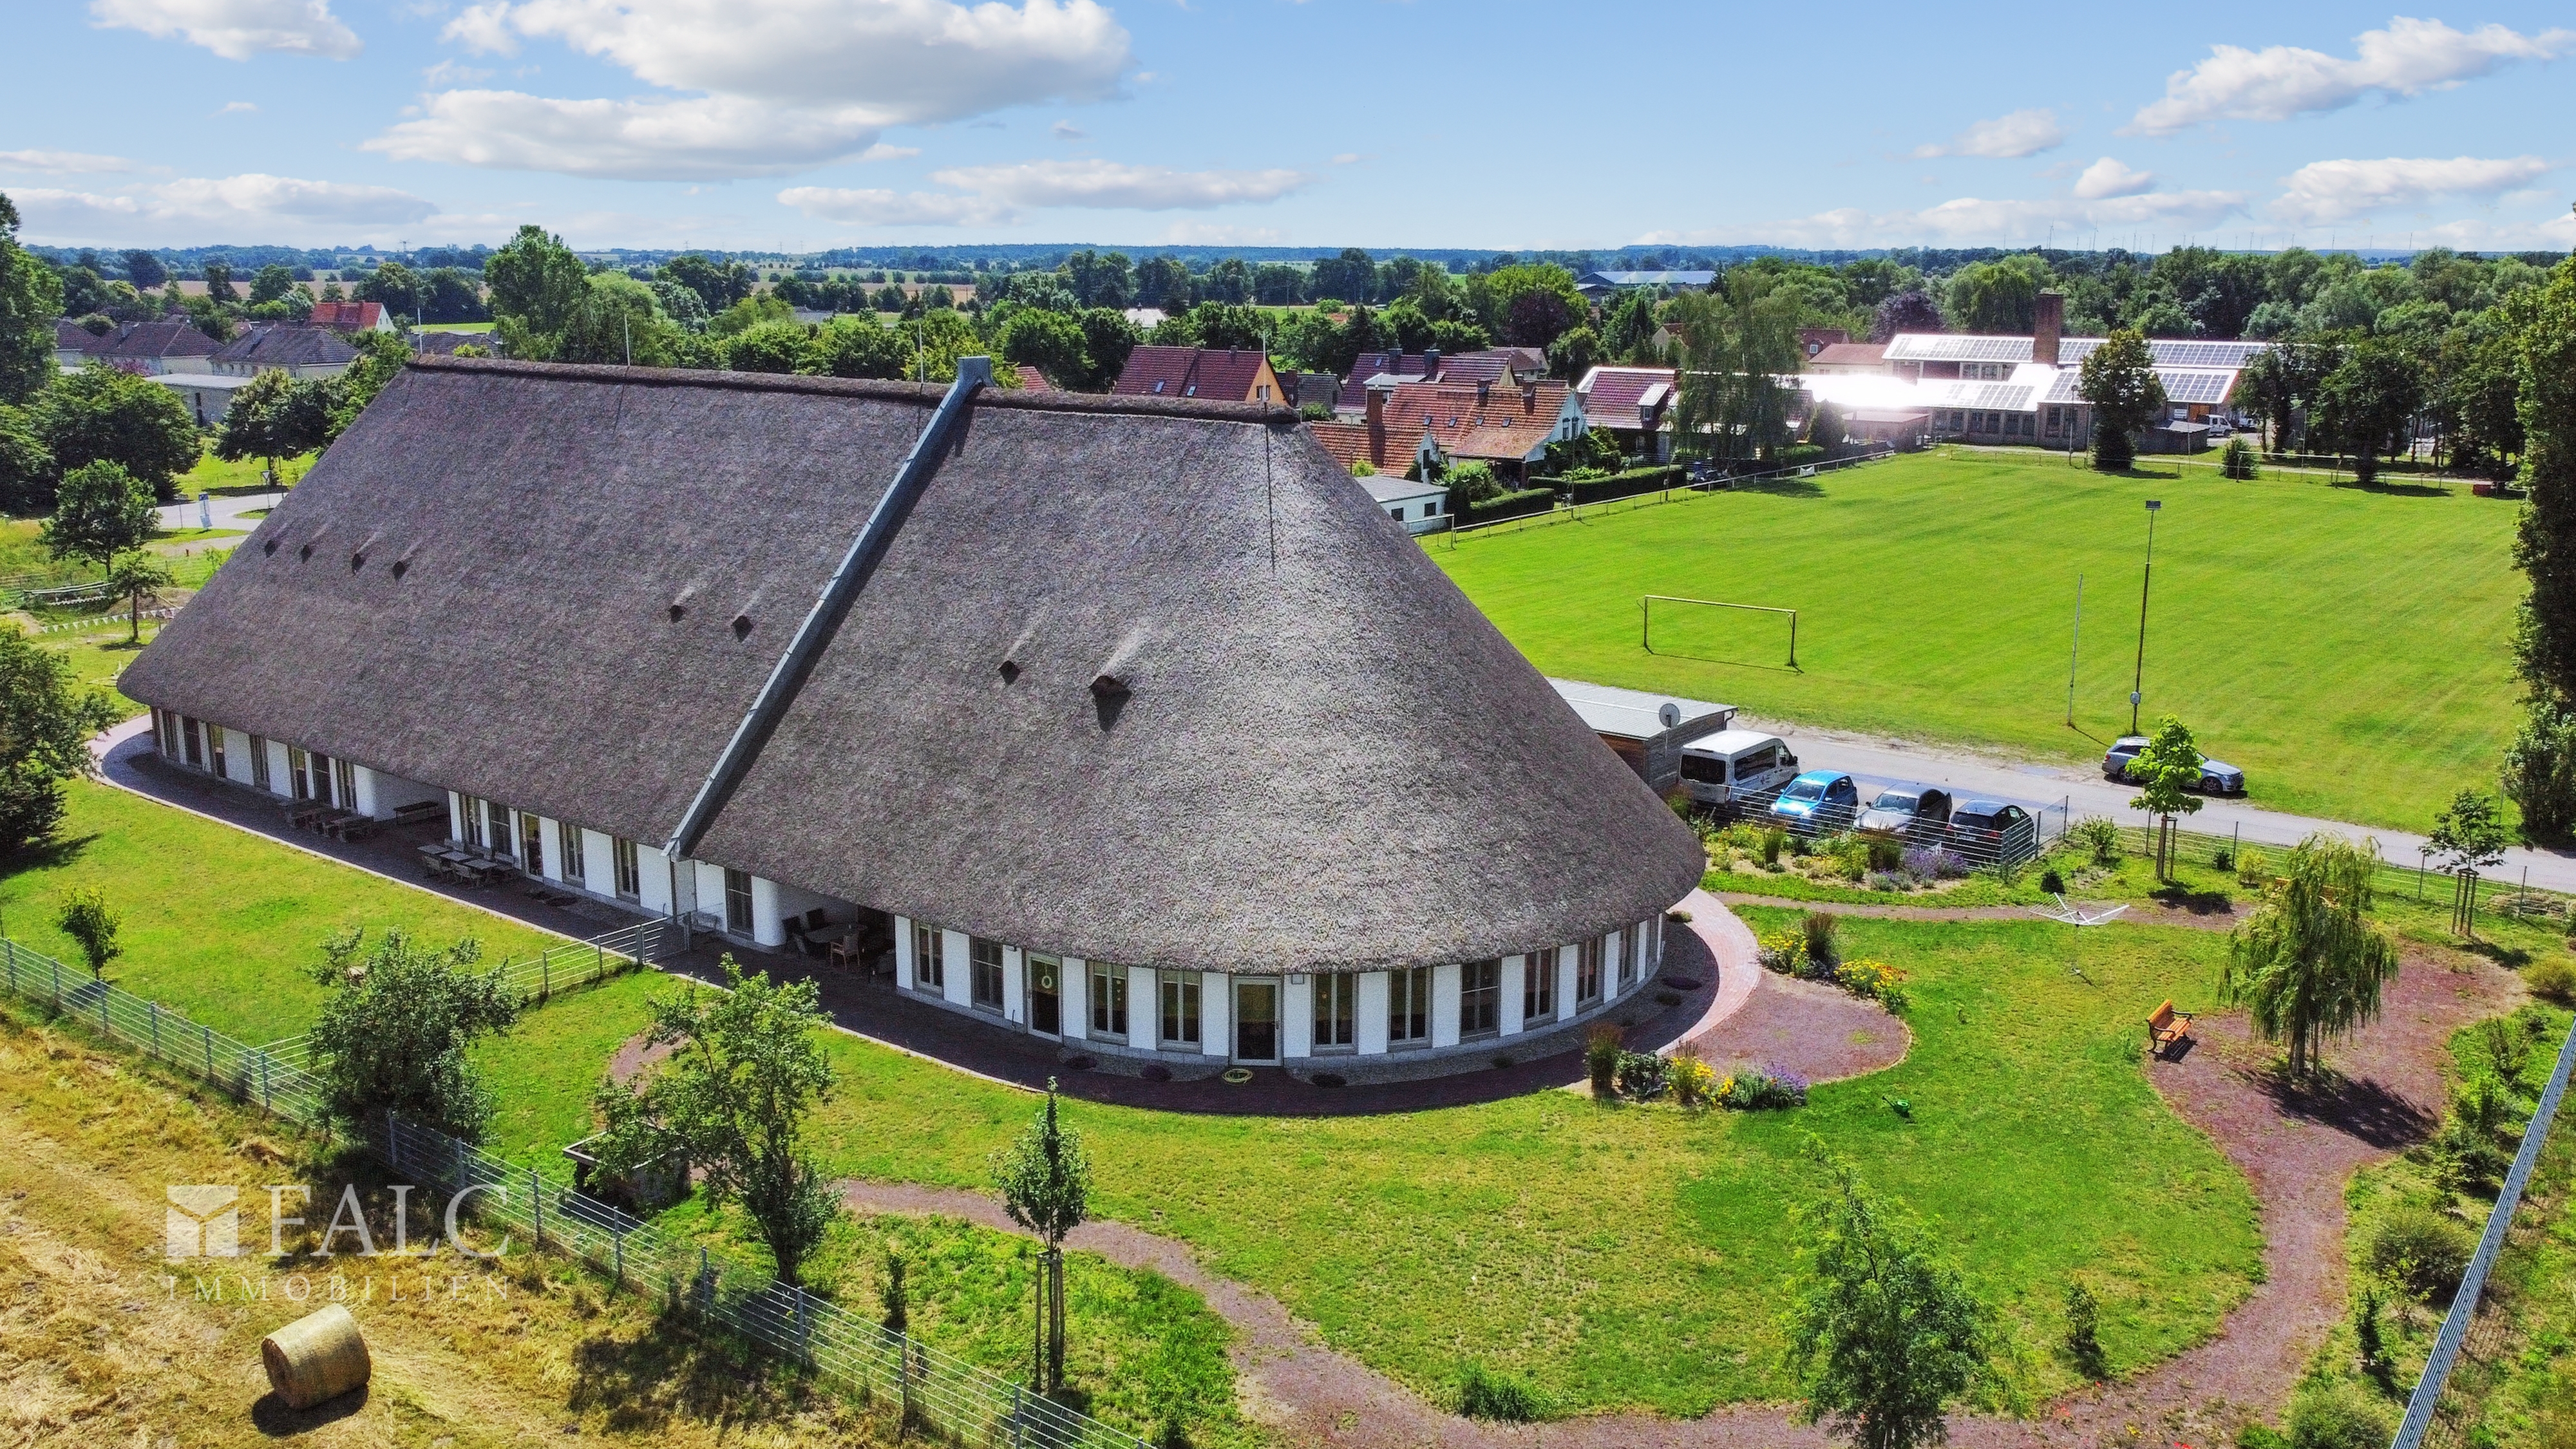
[1640,594,1801,668]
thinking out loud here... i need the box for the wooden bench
[2147,1000,2195,1059]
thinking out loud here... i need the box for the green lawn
[771,913,2259,1417]
[1431,450,2523,833]
[1,782,565,1043]
[176,446,314,495]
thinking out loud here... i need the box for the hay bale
[260,1304,370,1408]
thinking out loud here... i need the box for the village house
[210,323,360,379]
[307,299,398,334]
[1571,365,1678,462]
[1388,375,1585,480]
[89,318,220,375]
[123,356,1702,1074]
[1110,345,1282,403]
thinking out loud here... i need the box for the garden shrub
[2221,435,2260,480]
[1902,846,1971,880]
[2432,1078,2517,1194]
[1777,444,1826,468]
[2072,815,2122,865]
[1615,1050,1668,1100]
[1717,1065,1807,1110]
[2286,1380,2391,1449]
[1834,958,1909,1013]
[2237,846,2271,887]
[2365,1204,2474,1302]
[2063,1281,2106,1379]
[2528,956,2576,1006]
[1463,486,1552,524]
[1584,1025,1623,1095]
[1754,927,1806,975]
[1864,870,1907,893]
[1759,826,1787,866]
[2236,1426,2289,1449]
[1455,1363,1549,1422]
[1669,1054,1716,1108]
[2039,867,2066,894]
[2211,846,2235,873]
[1799,911,1841,970]
[1865,837,1903,872]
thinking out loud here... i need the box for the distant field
[1431,449,2524,833]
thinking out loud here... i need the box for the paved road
[157,487,284,533]
[1730,710,2576,895]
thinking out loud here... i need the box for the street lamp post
[2130,498,2162,735]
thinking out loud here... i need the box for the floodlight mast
[2130,499,2161,735]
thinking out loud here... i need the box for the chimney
[2033,290,2064,368]
[1365,386,1385,431]
[1476,378,1492,408]
[1423,348,1441,379]
[1520,376,1538,407]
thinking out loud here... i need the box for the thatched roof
[126,357,1703,974]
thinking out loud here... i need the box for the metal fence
[2392,1015,2576,1449]
[0,929,1148,1449]
[2098,820,2573,914]
[1705,785,2065,872]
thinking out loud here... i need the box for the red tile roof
[308,300,385,332]
[1012,365,1056,392]
[1110,345,1276,401]
[1334,351,1435,411]
[1306,418,1417,478]
[1575,366,1676,431]
[1388,378,1571,464]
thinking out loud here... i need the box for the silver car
[1855,784,1953,838]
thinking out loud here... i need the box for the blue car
[1769,770,1859,834]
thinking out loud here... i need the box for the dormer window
[1152,379,1165,393]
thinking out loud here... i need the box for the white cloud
[1912,108,2065,159]
[90,0,361,59]
[2072,156,2155,200]
[400,0,1132,178]
[422,57,494,84]
[925,158,1311,209]
[858,142,919,161]
[215,100,258,114]
[0,150,140,175]
[365,90,886,179]
[2129,17,2572,134]
[1051,119,1087,140]
[1330,152,1361,166]
[1641,187,2248,249]
[2406,209,2576,249]
[2273,155,2557,224]
[775,185,1017,226]
[14,173,435,245]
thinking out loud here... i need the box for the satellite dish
[1658,701,1683,729]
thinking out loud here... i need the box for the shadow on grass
[2246,1063,2434,1151]
[1,829,102,875]
[252,1385,372,1435]
[2456,937,2535,969]
[1729,476,1826,498]
[2331,478,2452,498]
[1640,647,1804,674]
[2149,885,2237,916]
[567,1302,794,1433]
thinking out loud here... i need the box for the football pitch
[1430,448,2523,833]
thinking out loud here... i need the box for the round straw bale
[260,1304,370,1408]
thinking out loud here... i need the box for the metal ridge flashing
[663,355,992,864]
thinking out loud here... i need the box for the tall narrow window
[1389,967,1430,1044]
[1090,963,1128,1037]
[248,735,270,791]
[335,759,358,811]
[560,823,587,885]
[181,717,204,768]
[484,799,511,855]
[309,752,332,804]
[1631,922,1653,983]
[1615,927,1633,988]
[289,748,313,802]
[723,867,752,933]
[1577,937,1605,1007]
[155,710,176,759]
[207,727,227,779]
[912,922,945,989]
[970,938,1004,1011]
[1159,971,1200,1046]
[522,813,547,876]
[612,836,640,899]
[1461,960,1501,1037]
[1524,949,1557,1021]
[1312,973,1355,1049]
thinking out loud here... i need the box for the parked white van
[1677,730,1803,809]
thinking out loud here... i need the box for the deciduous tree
[35,365,202,498]
[1785,1142,1993,1449]
[0,626,117,853]
[2124,714,2203,879]
[594,959,838,1283]
[214,368,334,476]
[487,225,591,352]
[994,1079,1090,1392]
[2427,788,2510,938]
[53,886,121,978]
[2222,834,2401,1077]
[104,552,173,644]
[804,315,907,379]
[2315,337,2425,485]
[1671,272,1804,465]
[0,194,66,404]
[306,928,518,1141]
[41,461,160,574]
[2077,328,2165,471]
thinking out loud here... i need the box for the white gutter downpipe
[663,357,992,868]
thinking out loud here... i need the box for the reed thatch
[126,357,1703,974]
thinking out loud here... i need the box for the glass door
[1234,979,1279,1063]
[1027,953,1061,1037]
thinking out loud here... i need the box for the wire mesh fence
[2092,820,2573,915]
[0,927,1148,1449]
[2393,1016,2576,1449]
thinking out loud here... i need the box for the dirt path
[1709,891,2247,931]
[841,952,2519,1448]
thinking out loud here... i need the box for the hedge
[1464,487,1555,524]
[1559,464,1685,505]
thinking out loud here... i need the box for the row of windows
[911,925,1656,1050]
[457,794,649,906]
[155,712,359,806]
[1945,409,2036,437]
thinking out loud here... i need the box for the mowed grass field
[1430,449,2523,832]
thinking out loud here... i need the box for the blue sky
[5,0,2571,254]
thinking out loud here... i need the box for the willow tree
[1670,271,1804,468]
[2221,834,2401,1077]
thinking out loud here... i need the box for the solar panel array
[1932,382,2036,410]
[2150,340,2270,368]
[1883,334,2032,363]
[2158,368,2237,403]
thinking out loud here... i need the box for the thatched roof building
[126,357,1704,1068]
